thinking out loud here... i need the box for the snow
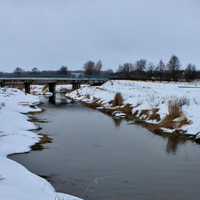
[66,80,200,136]
[1,81,200,199]
[30,84,89,95]
[0,87,82,200]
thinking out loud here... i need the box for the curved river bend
[9,94,200,200]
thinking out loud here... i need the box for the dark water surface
[9,94,200,200]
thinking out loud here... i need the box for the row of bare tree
[13,66,69,75]
[2,55,198,82]
[116,55,198,82]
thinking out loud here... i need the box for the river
[9,93,200,200]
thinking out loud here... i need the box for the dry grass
[112,92,123,107]
[84,99,102,108]
[31,134,52,151]
[85,94,90,99]
[76,90,81,97]
[38,133,53,144]
[121,103,133,115]
[168,99,182,119]
[4,84,24,91]
[29,105,37,109]
[150,115,191,133]
[42,84,48,92]
[20,103,37,109]
[108,100,113,105]
[168,96,190,120]
[148,109,161,122]
[178,117,192,128]
[132,110,138,116]
[158,115,176,129]
[139,109,149,118]
[148,113,160,121]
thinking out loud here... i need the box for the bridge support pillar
[48,82,56,93]
[72,83,81,90]
[24,82,31,94]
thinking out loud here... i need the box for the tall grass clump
[168,99,182,119]
[168,96,190,119]
[112,92,123,107]
[179,96,190,106]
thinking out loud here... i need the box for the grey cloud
[0,0,200,72]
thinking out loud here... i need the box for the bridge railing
[0,73,112,79]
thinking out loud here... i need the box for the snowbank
[66,80,200,137]
[30,84,89,95]
[0,87,82,200]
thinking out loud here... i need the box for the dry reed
[112,92,123,107]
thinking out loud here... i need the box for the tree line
[0,55,199,82]
[116,55,198,82]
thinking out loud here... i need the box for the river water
[9,93,200,200]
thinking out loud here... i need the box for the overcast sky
[0,0,200,72]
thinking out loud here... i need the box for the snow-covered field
[0,87,82,200]
[66,80,200,137]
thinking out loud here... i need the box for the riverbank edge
[66,95,200,144]
[25,108,54,151]
[0,88,82,200]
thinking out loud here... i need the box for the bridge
[0,75,110,93]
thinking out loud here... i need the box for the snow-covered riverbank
[0,87,81,200]
[66,80,200,138]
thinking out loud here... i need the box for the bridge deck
[0,77,109,83]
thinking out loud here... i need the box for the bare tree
[117,63,134,78]
[135,59,146,74]
[103,69,114,75]
[185,63,197,82]
[147,62,155,79]
[83,61,95,75]
[156,60,166,81]
[167,55,181,81]
[14,67,24,74]
[31,67,40,74]
[58,66,68,75]
[95,60,102,75]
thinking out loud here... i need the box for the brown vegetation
[168,99,182,119]
[42,84,48,92]
[132,110,139,116]
[83,98,103,109]
[121,103,133,114]
[85,94,90,99]
[148,108,161,122]
[4,84,24,91]
[20,103,37,109]
[139,109,149,118]
[31,134,52,151]
[69,93,193,140]
[29,105,37,109]
[112,92,123,107]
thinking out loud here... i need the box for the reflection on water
[48,93,73,106]
[49,94,55,104]
[166,136,187,155]
[9,93,200,200]
[48,94,188,155]
[112,117,123,127]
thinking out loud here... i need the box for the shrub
[112,92,123,107]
